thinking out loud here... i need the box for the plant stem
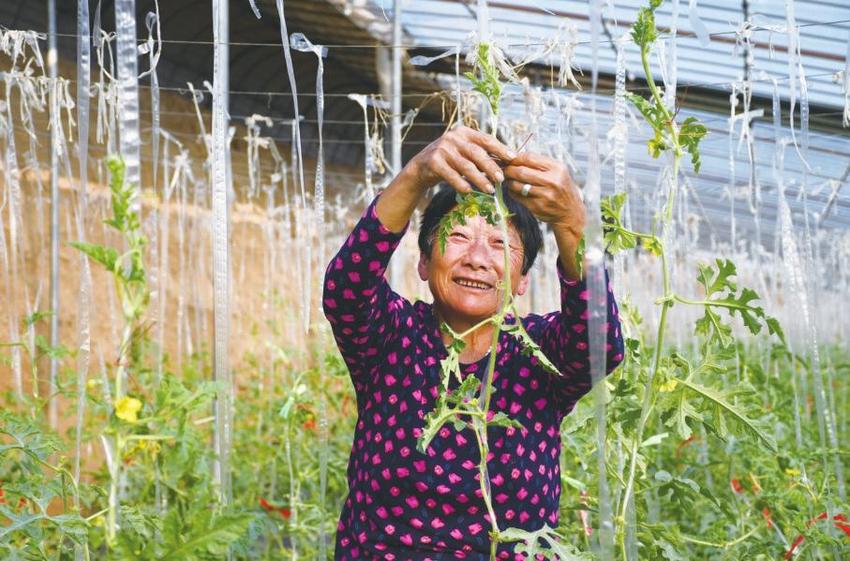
[680,523,761,548]
[616,149,680,559]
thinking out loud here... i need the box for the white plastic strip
[249,0,262,19]
[275,0,309,333]
[1,77,24,400]
[688,0,711,46]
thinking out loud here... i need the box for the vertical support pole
[389,0,404,290]
[211,0,232,506]
[47,0,60,430]
[391,0,402,175]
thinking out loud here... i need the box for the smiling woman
[322,126,624,560]
[415,186,542,363]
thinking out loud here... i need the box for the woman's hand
[503,152,586,280]
[377,127,515,233]
[405,126,516,195]
[502,152,586,236]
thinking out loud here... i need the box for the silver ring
[521,183,532,197]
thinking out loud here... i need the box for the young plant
[417,41,585,561]
[592,1,787,558]
[70,156,151,546]
[71,157,253,556]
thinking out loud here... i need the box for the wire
[25,18,850,50]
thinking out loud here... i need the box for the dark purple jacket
[323,195,624,560]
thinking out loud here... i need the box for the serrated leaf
[675,377,777,452]
[69,241,119,272]
[697,259,737,297]
[680,116,708,173]
[504,321,560,376]
[489,412,523,430]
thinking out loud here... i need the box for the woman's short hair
[417,185,543,275]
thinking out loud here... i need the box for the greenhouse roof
[392,0,850,115]
[376,0,850,247]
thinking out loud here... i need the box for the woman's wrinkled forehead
[449,215,522,241]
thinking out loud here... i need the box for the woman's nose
[463,236,494,268]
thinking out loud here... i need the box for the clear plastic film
[115,0,141,206]
[141,6,162,194]
[843,30,850,127]
[74,0,93,519]
[48,0,61,430]
[610,36,629,313]
[772,80,845,501]
[663,0,679,110]
[585,0,613,557]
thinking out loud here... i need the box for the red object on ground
[783,512,850,559]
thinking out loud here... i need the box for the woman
[323,126,624,560]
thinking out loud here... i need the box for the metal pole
[389,0,404,290]
[211,0,232,506]
[391,0,402,175]
[47,0,60,430]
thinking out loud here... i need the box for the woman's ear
[515,273,530,296]
[417,253,430,282]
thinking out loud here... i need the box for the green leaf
[696,258,737,297]
[669,393,701,440]
[631,3,660,49]
[489,412,523,430]
[766,316,787,346]
[498,525,592,560]
[574,235,585,278]
[160,512,254,561]
[69,241,119,272]
[503,321,560,376]
[679,116,708,173]
[437,191,500,255]
[674,377,777,452]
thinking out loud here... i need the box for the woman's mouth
[454,278,494,291]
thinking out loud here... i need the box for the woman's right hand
[405,126,516,195]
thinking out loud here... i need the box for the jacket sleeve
[522,259,625,415]
[322,194,411,384]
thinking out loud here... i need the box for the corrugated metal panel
[391,0,849,109]
[377,0,850,244]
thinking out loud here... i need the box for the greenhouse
[0,0,848,559]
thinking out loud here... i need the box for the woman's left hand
[502,152,586,237]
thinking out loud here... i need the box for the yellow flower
[115,396,142,423]
[785,468,801,478]
[659,379,678,392]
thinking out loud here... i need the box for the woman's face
[418,214,529,330]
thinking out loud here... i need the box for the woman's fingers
[462,127,516,163]
[448,151,495,193]
[432,157,473,194]
[503,164,554,187]
[458,142,504,186]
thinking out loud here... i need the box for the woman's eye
[449,232,468,240]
